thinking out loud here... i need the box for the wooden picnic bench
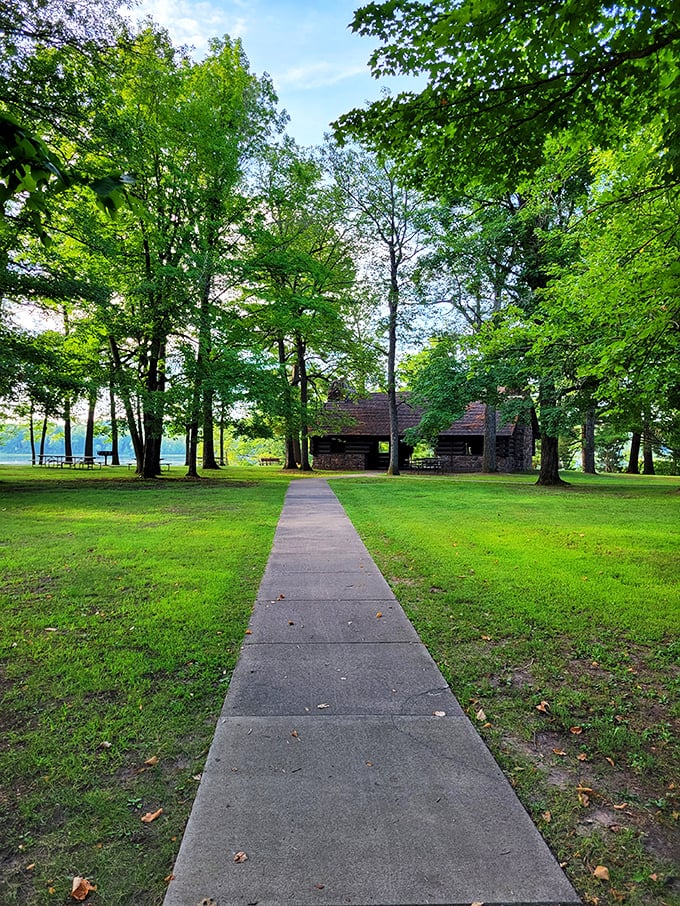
[126,460,171,471]
[409,457,446,473]
[259,457,281,466]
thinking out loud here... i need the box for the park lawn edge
[330,471,680,906]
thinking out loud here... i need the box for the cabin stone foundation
[313,452,367,471]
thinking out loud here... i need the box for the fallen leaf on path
[577,753,588,761]
[593,865,610,881]
[542,811,552,822]
[276,594,285,600]
[552,749,567,756]
[141,808,163,823]
[71,876,97,900]
[375,612,383,618]
[475,708,487,722]
[26,863,35,870]
[144,756,159,766]
[536,701,550,713]
[163,874,174,883]
[570,726,583,735]
[605,756,615,766]
[613,803,628,810]
[233,851,248,863]
[481,635,492,641]
[244,630,252,635]
[291,730,299,738]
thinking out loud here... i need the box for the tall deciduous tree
[413,198,526,470]
[75,26,279,478]
[327,144,425,475]
[336,0,679,484]
[241,142,372,470]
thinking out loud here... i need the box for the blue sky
[134,0,420,145]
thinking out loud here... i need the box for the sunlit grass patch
[0,467,288,905]
[331,472,680,906]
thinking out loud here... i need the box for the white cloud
[129,0,245,53]
[275,59,369,90]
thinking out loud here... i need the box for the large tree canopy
[0,0,133,220]
[336,1,680,190]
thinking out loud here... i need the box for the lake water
[0,453,191,466]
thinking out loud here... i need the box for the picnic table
[259,457,281,466]
[40,455,101,469]
[409,456,446,473]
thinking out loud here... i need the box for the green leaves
[338,2,680,194]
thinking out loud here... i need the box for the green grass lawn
[1,465,678,905]
[0,465,290,905]
[331,471,680,906]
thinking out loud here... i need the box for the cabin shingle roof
[315,393,516,437]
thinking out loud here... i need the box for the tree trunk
[482,403,497,472]
[202,385,220,469]
[627,432,641,474]
[29,404,36,465]
[64,397,73,462]
[141,335,166,478]
[642,427,655,475]
[386,247,400,476]
[536,383,567,486]
[296,332,312,471]
[84,395,96,461]
[292,434,302,467]
[581,410,596,474]
[186,421,200,479]
[198,283,219,470]
[278,335,298,470]
[109,337,143,470]
[186,353,201,480]
[109,383,120,465]
[283,437,298,470]
[39,415,48,465]
[536,433,566,485]
[218,407,227,466]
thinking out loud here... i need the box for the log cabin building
[310,392,534,473]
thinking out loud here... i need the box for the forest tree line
[1,0,678,481]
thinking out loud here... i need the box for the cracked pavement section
[164,478,579,906]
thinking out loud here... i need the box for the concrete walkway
[164,479,579,906]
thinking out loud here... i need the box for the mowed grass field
[0,466,289,905]
[1,465,678,905]
[331,472,680,906]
